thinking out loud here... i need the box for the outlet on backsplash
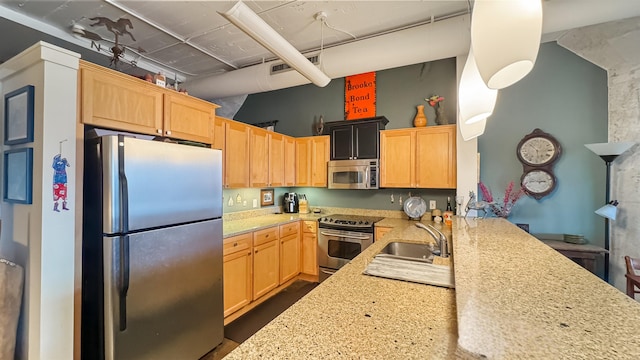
[429,200,436,210]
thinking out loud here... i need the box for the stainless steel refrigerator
[82,134,223,360]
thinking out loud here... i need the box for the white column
[0,41,79,359]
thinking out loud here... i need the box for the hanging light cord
[323,18,357,40]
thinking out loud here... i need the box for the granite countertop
[225,218,459,359]
[224,215,640,359]
[452,217,640,358]
[223,213,323,237]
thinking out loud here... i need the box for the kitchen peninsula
[224,217,640,359]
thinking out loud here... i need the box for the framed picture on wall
[3,147,33,204]
[260,188,274,206]
[4,85,35,145]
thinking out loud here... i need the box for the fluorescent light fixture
[471,0,543,89]
[596,201,619,221]
[220,1,331,87]
[459,47,498,126]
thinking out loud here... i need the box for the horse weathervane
[86,17,145,69]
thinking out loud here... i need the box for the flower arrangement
[426,95,444,107]
[479,181,525,218]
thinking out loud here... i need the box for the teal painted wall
[229,43,607,248]
[478,42,608,245]
[235,58,458,134]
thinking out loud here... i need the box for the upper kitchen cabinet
[380,125,456,189]
[283,136,296,186]
[295,136,329,187]
[79,60,218,144]
[326,117,389,160]
[250,126,270,188]
[225,119,250,188]
[269,132,286,187]
[212,116,225,151]
[164,93,217,144]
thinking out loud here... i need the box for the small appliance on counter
[283,192,299,213]
[298,194,309,214]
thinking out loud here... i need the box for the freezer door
[102,135,222,233]
[103,219,223,360]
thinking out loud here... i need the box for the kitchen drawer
[279,222,300,238]
[254,226,278,246]
[224,233,252,256]
[302,221,317,234]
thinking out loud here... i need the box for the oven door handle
[320,231,371,240]
[320,268,337,276]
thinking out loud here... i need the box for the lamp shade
[459,48,498,126]
[595,201,619,221]
[470,0,543,89]
[584,142,634,157]
[220,1,331,87]
[460,117,487,141]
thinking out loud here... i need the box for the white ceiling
[1,0,640,99]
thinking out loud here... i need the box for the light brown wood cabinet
[224,119,251,188]
[296,136,329,187]
[284,135,296,186]
[79,60,218,144]
[380,125,456,189]
[375,226,393,241]
[269,132,285,187]
[279,222,301,284]
[250,127,270,188]
[252,227,280,300]
[223,233,253,317]
[301,221,318,276]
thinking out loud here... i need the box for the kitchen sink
[364,241,454,288]
[376,241,437,263]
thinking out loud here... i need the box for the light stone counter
[224,216,640,359]
[223,213,322,238]
[452,217,640,359]
[225,218,459,359]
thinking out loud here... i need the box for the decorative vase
[413,105,427,127]
[435,102,448,125]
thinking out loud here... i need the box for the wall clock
[521,168,556,200]
[516,128,561,167]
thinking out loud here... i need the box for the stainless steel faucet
[415,223,449,258]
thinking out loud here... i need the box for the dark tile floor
[200,280,317,360]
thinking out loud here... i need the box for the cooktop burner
[318,214,384,231]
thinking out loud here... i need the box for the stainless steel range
[317,214,383,281]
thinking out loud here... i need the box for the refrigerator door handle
[117,134,129,232]
[117,235,130,331]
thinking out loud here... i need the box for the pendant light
[471,0,543,89]
[459,48,498,125]
[460,117,488,141]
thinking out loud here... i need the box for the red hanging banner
[344,72,376,120]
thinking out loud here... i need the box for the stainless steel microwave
[327,159,379,189]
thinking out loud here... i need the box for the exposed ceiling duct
[188,14,471,100]
[187,1,640,101]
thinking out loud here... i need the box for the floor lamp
[585,142,634,282]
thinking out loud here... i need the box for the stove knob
[358,220,364,224]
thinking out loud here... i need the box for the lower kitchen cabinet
[279,222,301,284]
[375,226,393,241]
[252,227,280,300]
[301,221,318,276]
[223,233,253,317]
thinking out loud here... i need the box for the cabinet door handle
[255,250,258,254]
[165,130,172,135]
[157,129,162,134]
[233,242,238,247]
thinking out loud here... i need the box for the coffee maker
[283,192,299,213]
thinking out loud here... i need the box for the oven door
[318,228,373,270]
